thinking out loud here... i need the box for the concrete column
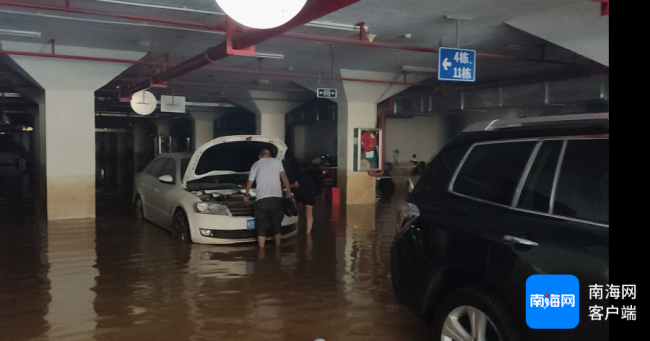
[190,111,224,150]
[293,125,306,161]
[231,91,304,142]
[156,119,172,137]
[132,124,149,173]
[103,132,117,188]
[155,119,172,155]
[297,70,425,205]
[5,41,145,219]
[116,132,129,192]
[255,112,286,140]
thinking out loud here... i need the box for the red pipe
[124,0,362,96]
[0,1,572,66]
[0,47,426,87]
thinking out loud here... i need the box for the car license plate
[247,219,255,230]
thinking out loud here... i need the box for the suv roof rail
[463,113,609,133]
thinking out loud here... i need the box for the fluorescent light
[0,93,22,98]
[93,0,221,14]
[306,21,368,32]
[402,66,438,73]
[0,29,41,38]
[253,52,284,60]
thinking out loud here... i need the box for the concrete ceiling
[0,0,606,108]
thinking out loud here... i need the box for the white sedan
[133,135,299,244]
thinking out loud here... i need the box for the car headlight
[193,202,231,216]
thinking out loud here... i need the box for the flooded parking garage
[0,0,614,340]
[1,187,432,341]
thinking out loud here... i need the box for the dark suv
[391,114,609,341]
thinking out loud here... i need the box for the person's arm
[290,180,300,188]
[280,171,293,197]
[245,163,258,201]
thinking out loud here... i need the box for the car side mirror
[158,175,174,184]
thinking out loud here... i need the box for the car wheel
[433,286,521,341]
[172,210,191,242]
[134,196,144,220]
[16,157,28,172]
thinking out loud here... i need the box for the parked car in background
[0,141,30,177]
[133,135,299,244]
[391,113,609,341]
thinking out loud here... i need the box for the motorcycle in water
[301,154,337,195]
[376,162,396,202]
[410,154,427,176]
[405,154,427,197]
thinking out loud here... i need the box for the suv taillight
[396,203,420,235]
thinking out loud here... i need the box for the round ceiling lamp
[131,90,157,116]
[215,0,308,29]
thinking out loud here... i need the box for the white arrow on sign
[442,58,452,70]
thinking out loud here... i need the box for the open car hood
[182,135,287,186]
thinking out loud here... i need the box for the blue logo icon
[526,275,580,329]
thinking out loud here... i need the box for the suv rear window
[452,141,536,206]
[553,139,609,224]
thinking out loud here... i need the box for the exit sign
[317,88,337,98]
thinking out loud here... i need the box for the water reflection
[0,185,429,341]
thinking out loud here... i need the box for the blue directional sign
[438,47,476,82]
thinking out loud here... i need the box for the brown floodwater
[0,187,431,341]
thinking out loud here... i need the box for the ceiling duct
[394,75,609,115]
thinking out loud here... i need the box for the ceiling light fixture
[402,66,438,73]
[252,52,285,60]
[305,21,368,32]
[215,0,308,29]
[93,1,365,33]
[0,29,41,38]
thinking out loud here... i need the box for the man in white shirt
[244,149,293,247]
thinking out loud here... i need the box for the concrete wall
[385,115,450,165]
[305,122,337,160]
[290,122,337,162]
[385,108,545,164]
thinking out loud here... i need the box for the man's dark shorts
[254,197,284,237]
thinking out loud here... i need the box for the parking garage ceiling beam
[0,1,572,66]
[122,0,363,97]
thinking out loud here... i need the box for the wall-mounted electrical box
[353,128,382,172]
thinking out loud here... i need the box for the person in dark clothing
[284,160,317,233]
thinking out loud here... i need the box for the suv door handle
[503,235,539,247]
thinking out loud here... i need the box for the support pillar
[4,41,145,219]
[155,119,172,155]
[231,91,304,142]
[296,70,425,205]
[293,125,307,161]
[255,112,286,140]
[132,124,149,174]
[190,111,224,150]
[116,132,129,192]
